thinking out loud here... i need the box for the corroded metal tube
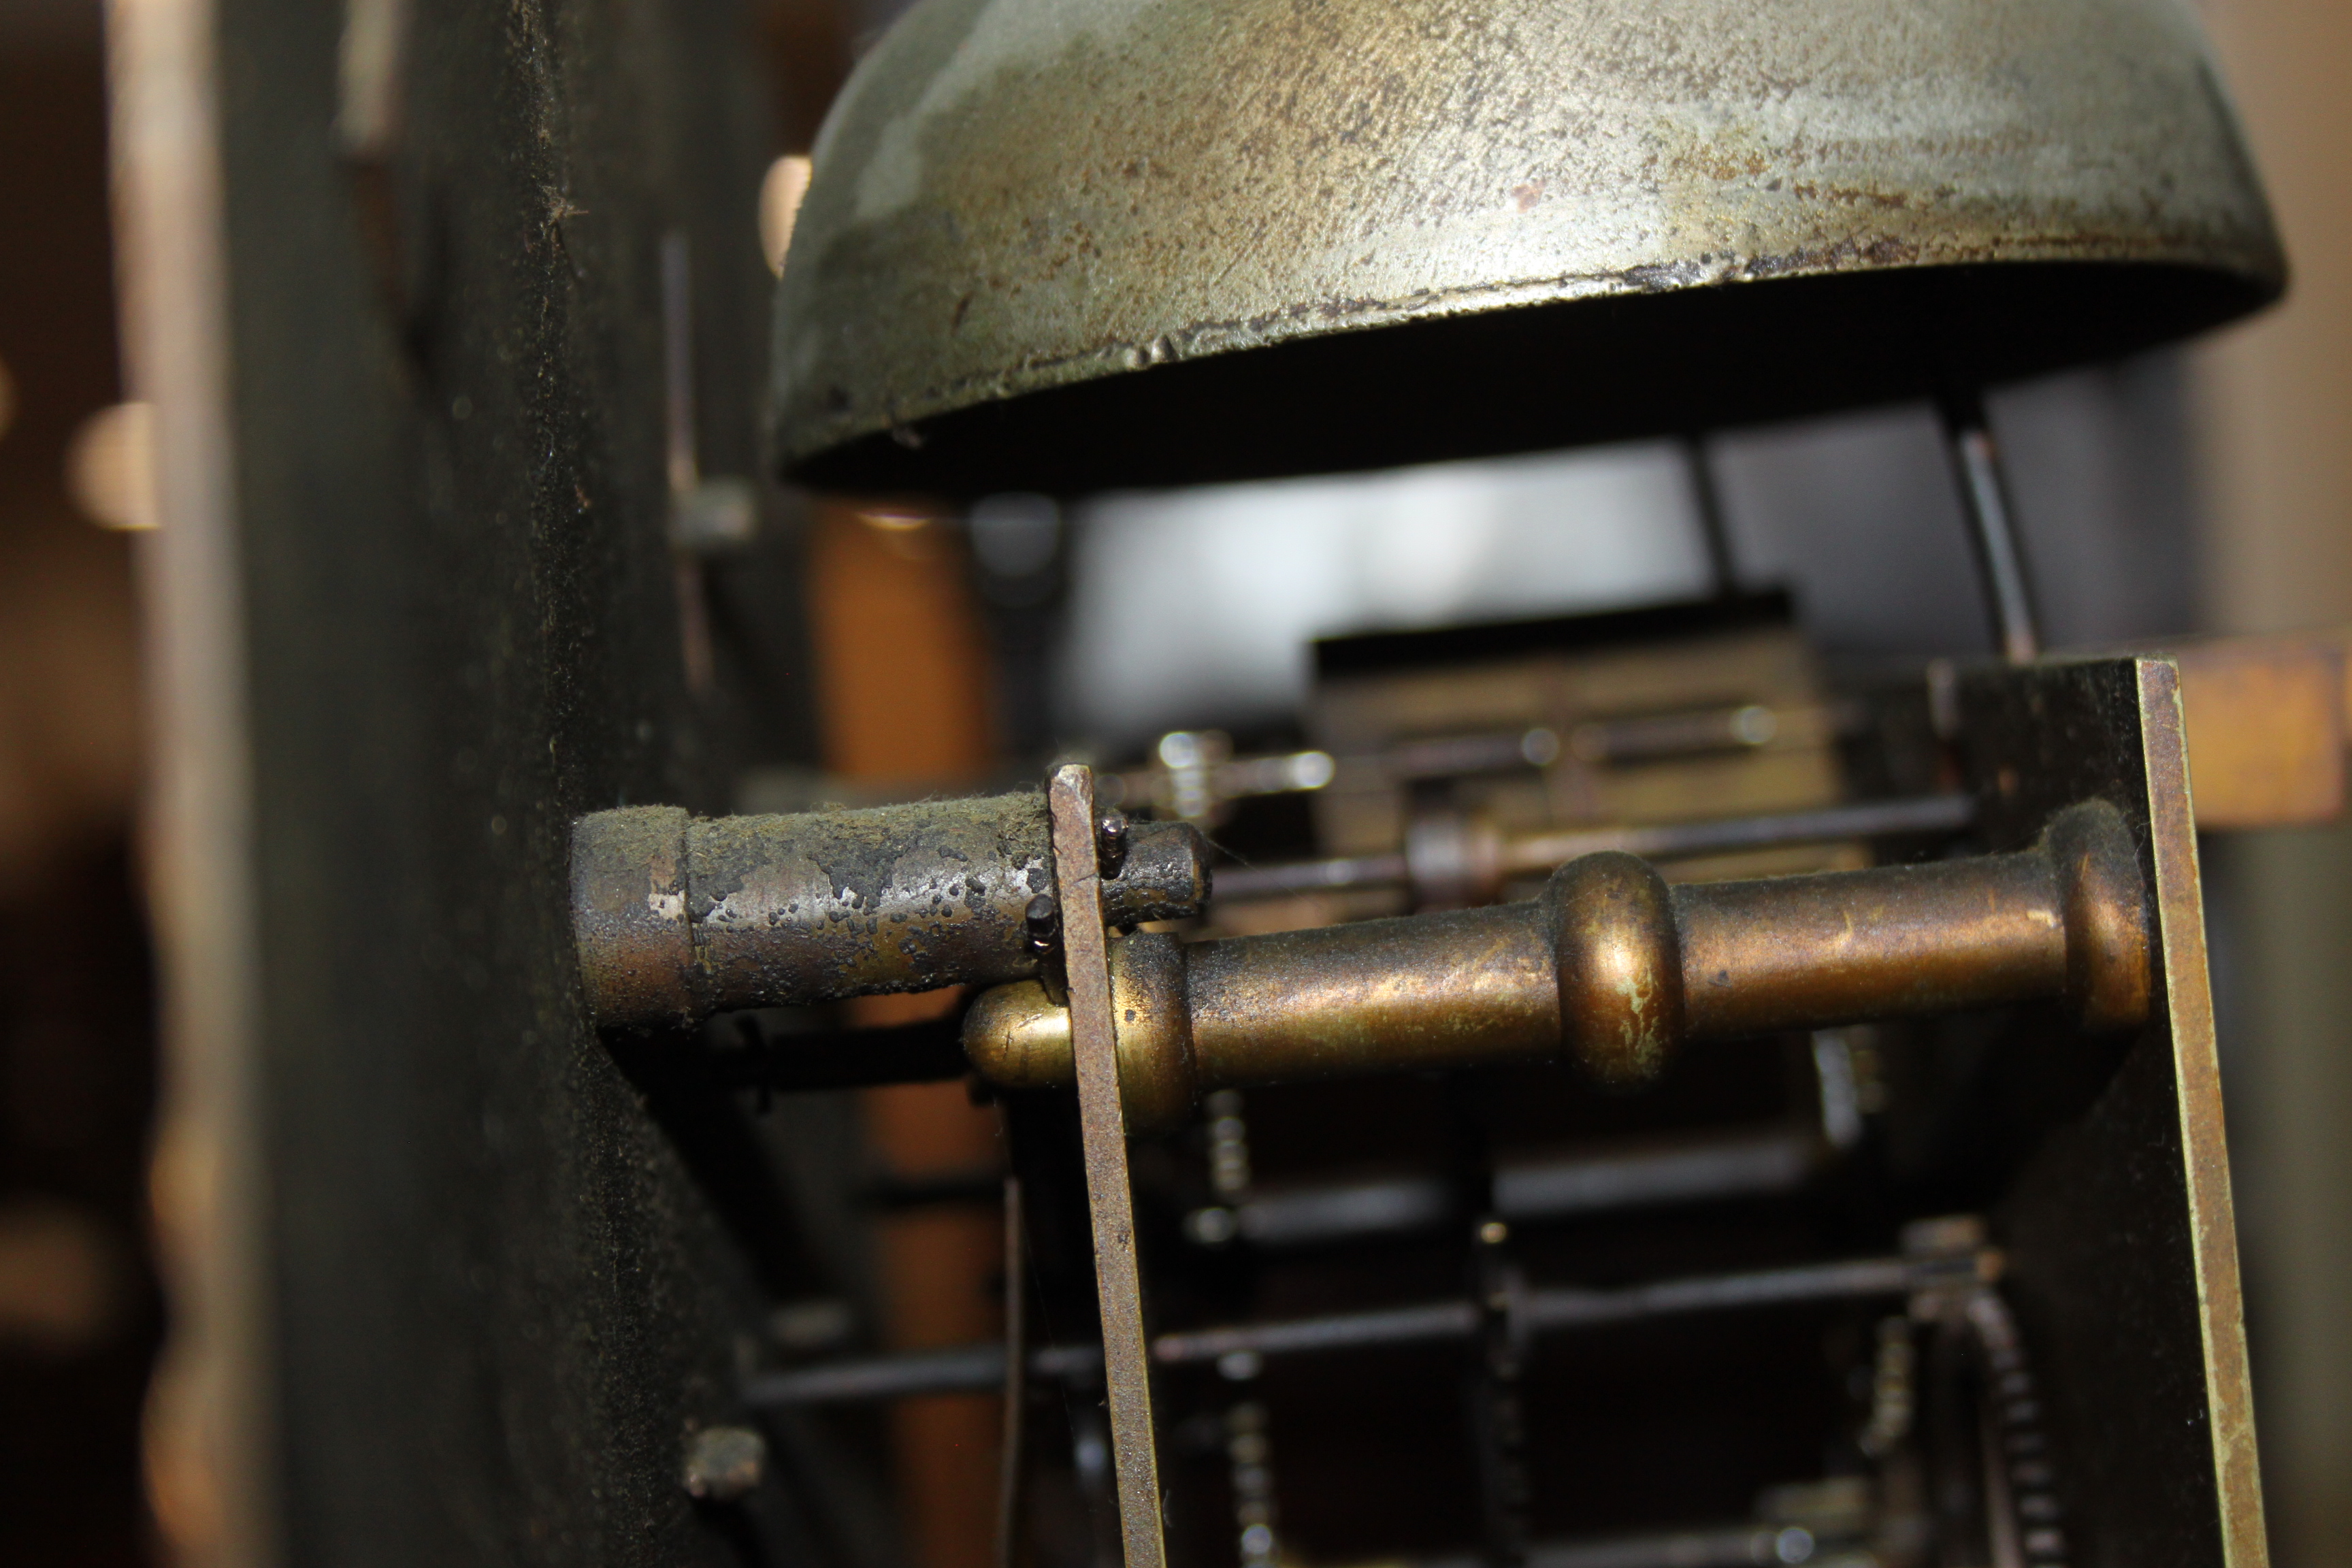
[965,800,2150,1129]
[570,793,1209,1029]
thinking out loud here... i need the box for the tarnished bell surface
[772,0,2283,495]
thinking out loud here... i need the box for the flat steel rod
[1154,1301,1481,1365]
[1157,1256,1927,1365]
[1683,434,1741,598]
[1213,851,1411,902]
[1504,793,1976,876]
[1518,1256,1915,1333]
[1205,1129,1816,1250]
[1213,794,1975,904]
[742,1341,1105,1408]
[995,1175,1028,1568]
[742,1251,1980,1408]
[1941,393,2040,665]
[1051,765,1168,1568]
[743,1343,1010,1405]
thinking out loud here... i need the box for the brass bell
[770,0,2282,495]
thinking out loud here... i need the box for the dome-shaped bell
[771,0,2283,495]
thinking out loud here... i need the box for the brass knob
[964,800,2150,1130]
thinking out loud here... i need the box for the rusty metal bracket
[567,791,1208,1032]
[1049,763,1168,1568]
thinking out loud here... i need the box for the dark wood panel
[207,0,821,1560]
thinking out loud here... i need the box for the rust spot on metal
[570,793,1209,1030]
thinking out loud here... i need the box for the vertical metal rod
[659,229,713,693]
[1682,435,1740,598]
[1048,764,1167,1568]
[1451,1082,1528,1568]
[1226,1398,1281,1568]
[1469,1220,1531,1568]
[1939,393,2040,664]
[995,1175,1028,1568]
[660,231,700,495]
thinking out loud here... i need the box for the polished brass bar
[966,800,2149,1127]
[1188,906,1561,1085]
[1675,851,2064,1042]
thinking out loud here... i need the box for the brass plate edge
[2138,656,2268,1567]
